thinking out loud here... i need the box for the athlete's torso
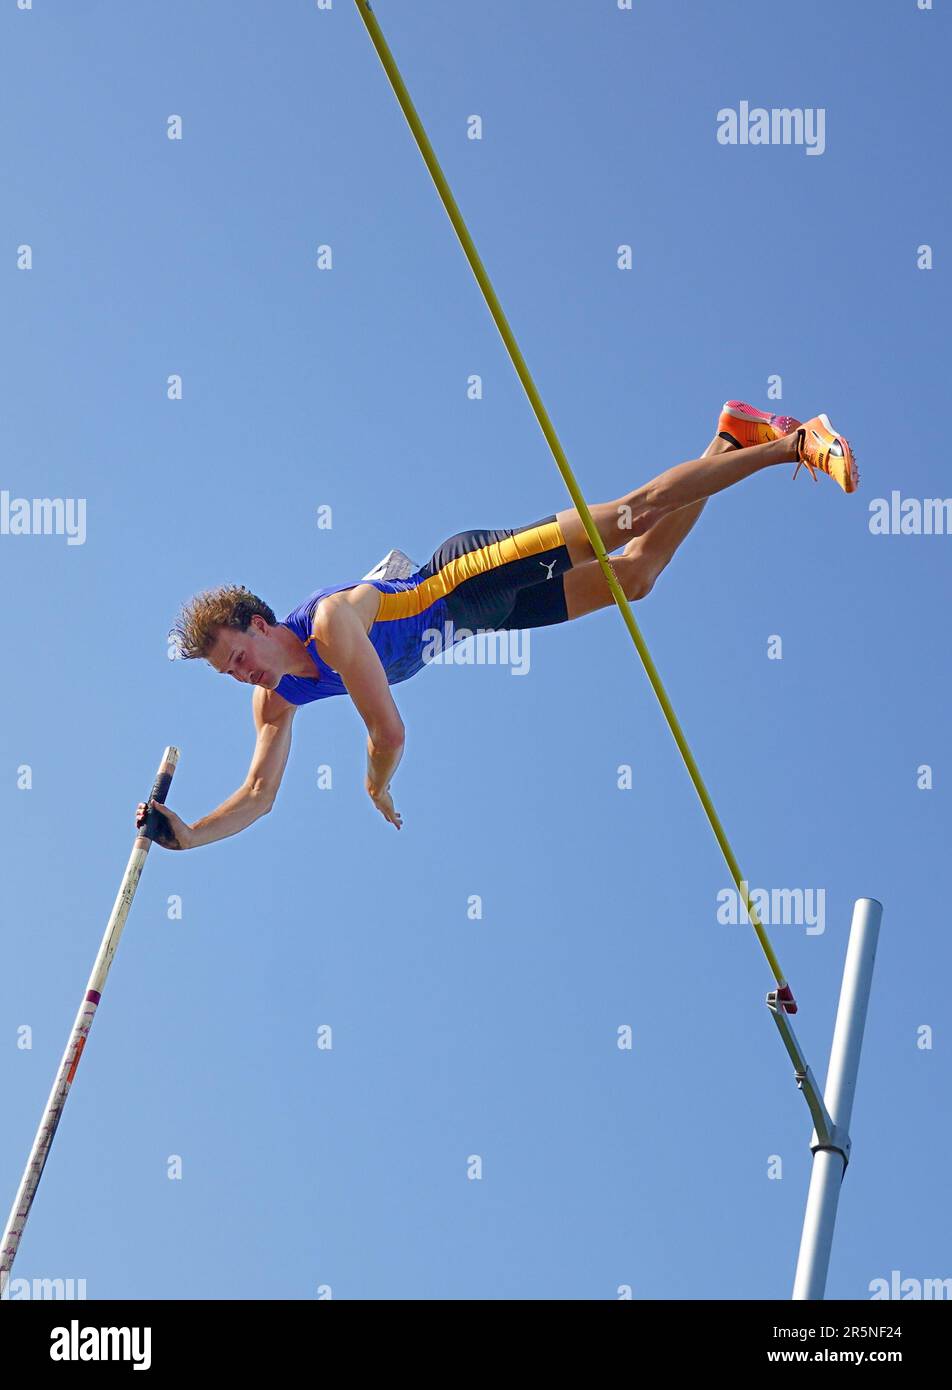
[273,518,571,708]
[274,574,449,707]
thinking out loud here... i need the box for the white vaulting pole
[0,746,180,1297]
[793,898,883,1300]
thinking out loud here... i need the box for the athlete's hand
[369,787,403,829]
[135,799,193,850]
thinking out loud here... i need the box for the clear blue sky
[2,0,949,1300]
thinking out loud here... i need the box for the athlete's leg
[560,435,733,619]
[498,435,731,630]
[555,431,798,566]
[427,429,737,637]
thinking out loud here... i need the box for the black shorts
[415,515,572,633]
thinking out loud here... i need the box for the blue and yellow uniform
[276,516,572,706]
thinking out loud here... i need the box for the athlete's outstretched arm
[135,687,295,849]
[313,596,406,829]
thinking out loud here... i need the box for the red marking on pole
[66,1038,86,1084]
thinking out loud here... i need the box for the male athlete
[137,405,856,847]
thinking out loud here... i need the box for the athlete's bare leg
[555,430,797,569]
[561,434,734,620]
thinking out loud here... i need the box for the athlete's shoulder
[281,584,342,637]
[283,581,370,637]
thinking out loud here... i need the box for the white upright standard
[792,897,883,1300]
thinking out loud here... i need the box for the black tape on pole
[142,759,177,845]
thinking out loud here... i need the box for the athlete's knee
[628,575,655,602]
[621,560,656,602]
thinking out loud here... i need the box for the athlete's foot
[717,400,802,450]
[793,414,859,492]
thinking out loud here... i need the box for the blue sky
[1,0,949,1300]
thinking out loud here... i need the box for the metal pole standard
[792,898,883,1300]
[0,746,180,1297]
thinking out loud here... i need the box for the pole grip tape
[141,750,179,845]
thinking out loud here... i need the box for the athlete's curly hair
[171,585,277,661]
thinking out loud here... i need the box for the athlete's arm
[313,596,405,829]
[135,686,296,849]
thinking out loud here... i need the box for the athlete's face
[207,617,281,689]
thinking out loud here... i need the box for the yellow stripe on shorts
[373,519,565,622]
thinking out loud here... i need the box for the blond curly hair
[171,585,277,661]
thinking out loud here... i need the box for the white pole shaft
[1,747,179,1296]
[793,897,882,1300]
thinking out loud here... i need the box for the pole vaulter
[1,9,883,1303]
